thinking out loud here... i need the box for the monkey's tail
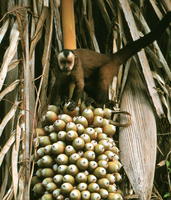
[114,11,171,65]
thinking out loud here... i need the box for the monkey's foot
[67,100,77,111]
[107,100,117,109]
[85,97,95,107]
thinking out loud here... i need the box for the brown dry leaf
[0,131,15,167]
[0,79,21,100]
[157,160,166,167]
[161,95,171,124]
[0,163,8,199]
[0,29,19,91]
[12,143,19,200]
[0,101,21,137]
[2,183,13,200]
[8,60,20,72]
[0,18,9,43]
[29,6,49,59]
[16,114,22,153]
[40,7,52,112]
[119,0,164,118]
[17,166,25,200]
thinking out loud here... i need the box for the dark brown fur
[52,11,171,110]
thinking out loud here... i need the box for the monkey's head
[57,49,75,75]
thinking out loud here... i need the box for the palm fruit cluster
[31,101,123,200]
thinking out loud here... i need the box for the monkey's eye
[67,60,72,64]
[60,60,66,65]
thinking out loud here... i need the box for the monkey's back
[73,49,112,78]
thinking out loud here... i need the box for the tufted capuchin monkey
[52,11,171,111]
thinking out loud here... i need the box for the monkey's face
[57,50,75,75]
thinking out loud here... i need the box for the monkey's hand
[85,97,95,107]
[85,97,100,108]
[67,100,77,111]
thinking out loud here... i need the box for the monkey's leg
[67,80,84,111]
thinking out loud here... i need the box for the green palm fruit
[31,176,41,186]
[87,175,97,184]
[55,154,68,165]
[57,131,67,141]
[39,136,51,147]
[102,124,116,137]
[58,114,73,123]
[97,160,108,169]
[53,119,66,132]
[84,142,94,151]
[49,132,58,143]
[60,182,74,194]
[37,147,45,157]
[83,151,96,161]
[77,183,87,191]
[107,184,117,193]
[93,108,104,117]
[87,161,98,173]
[57,165,68,175]
[106,193,123,200]
[63,174,75,185]
[45,111,58,125]
[90,193,101,200]
[98,140,110,151]
[97,178,110,189]
[81,108,94,124]
[53,174,63,185]
[65,145,76,156]
[63,102,77,117]
[51,142,65,155]
[42,155,54,167]
[65,122,77,132]
[41,193,55,200]
[99,188,108,198]
[76,124,85,135]
[92,116,103,127]
[96,133,107,141]
[105,174,115,184]
[80,133,91,143]
[94,144,105,155]
[66,164,79,176]
[75,172,87,183]
[46,182,58,193]
[102,118,109,126]
[96,154,108,162]
[42,177,53,187]
[69,153,80,164]
[84,127,96,140]
[75,116,88,128]
[66,130,78,141]
[69,189,81,200]
[33,128,46,138]
[72,137,85,150]
[94,127,103,134]
[81,190,90,200]
[93,167,106,179]
[41,168,55,178]
[103,108,112,119]
[52,164,58,173]
[44,145,52,155]
[76,158,89,170]
[52,188,61,198]
[87,183,100,193]
[33,183,45,195]
[47,104,60,115]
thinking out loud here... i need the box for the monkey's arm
[67,70,85,111]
